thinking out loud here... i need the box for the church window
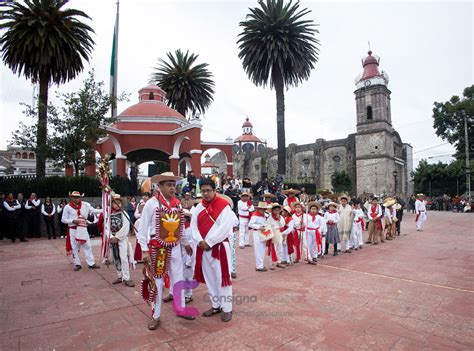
[15,152,21,159]
[367,106,373,120]
[29,153,35,159]
[22,152,28,159]
[149,92,155,100]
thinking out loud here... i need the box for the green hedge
[0,176,131,198]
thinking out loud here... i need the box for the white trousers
[202,242,233,313]
[282,241,289,262]
[416,212,427,230]
[182,242,197,298]
[347,224,360,250]
[153,244,185,319]
[115,239,130,281]
[70,231,95,267]
[320,236,326,256]
[253,231,266,269]
[229,231,237,274]
[306,231,318,259]
[239,218,250,247]
[301,230,308,260]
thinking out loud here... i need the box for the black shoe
[231,273,237,279]
[11,239,16,243]
[20,239,28,242]
[333,252,338,256]
[178,315,196,321]
[74,265,82,271]
[88,264,101,269]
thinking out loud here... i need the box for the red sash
[283,216,294,255]
[194,196,231,287]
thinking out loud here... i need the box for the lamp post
[393,169,398,195]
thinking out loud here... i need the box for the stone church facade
[226,51,414,197]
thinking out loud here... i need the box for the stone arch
[172,135,190,158]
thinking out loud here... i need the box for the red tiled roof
[234,134,262,143]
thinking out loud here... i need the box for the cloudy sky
[0,0,472,168]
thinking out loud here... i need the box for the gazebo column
[169,156,179,176]
[190,149,202,177]
[116,157,127,177]
[227,162,233,177]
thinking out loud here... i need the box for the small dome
[242,118,253,128]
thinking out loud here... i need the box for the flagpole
[110,0,119,117]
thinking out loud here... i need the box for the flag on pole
[110,1,119,117]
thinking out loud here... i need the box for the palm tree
[0,0,94,178]
[237,0,319,176]
[151,49,215,119]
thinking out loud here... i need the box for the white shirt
[384,207,394,224]
[134,200,146,219]
[25,198,40,209]
[191,203,236,248]
[305,213,325,233]
[283,197,299,207]
[415,199,426,214]
[41,203,56,216]
[3,200,21,212]
[292,213,303,230]
[368,204,382,219]
[281,216,294,236]
[249,213,268,231]
[237,200,254,218]
[324,211,340,224]
[61,201,101,227]
[352,208,364,223]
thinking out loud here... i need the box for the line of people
[0,192,72,242]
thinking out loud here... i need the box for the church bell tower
[354,50,396,196]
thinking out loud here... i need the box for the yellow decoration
[161,213,180,243]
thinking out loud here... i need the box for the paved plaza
[0,211,473,350]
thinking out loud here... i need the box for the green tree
[0,0,94,178]
[237,0,320,176]
[151,49,215,119]
[11,72,123,176]
[432,85,474,159]
[331,171,352,194]
[412,159,472,196]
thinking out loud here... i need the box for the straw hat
[327,202,338,208]
[111,193,125,206]
[271,203,282,209]
[307,201,321,210]
[393,203,402,210]
[69,191,84,198]
[263,192,276,198]
[339,195,351,202]
[256,201,271,209]
[240,192,250,197]
[383,197,396,207]
[417,193,425,198]
[183,209,192,217]
[291,201,303,209]
[282,188,300,195]
[283,206,292,214]
[151,172,182,184]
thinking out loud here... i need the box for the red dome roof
[242,118,253,128]
[234,134,262,143]
[119,102,186,120]
[360,51,382,81]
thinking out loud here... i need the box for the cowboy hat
[271,203,282,209]
[262,192,276,198]
[240,192,250,197]
[383,197,396,207]
[112,193,125,205]
[256,201,271,209]
[327,202,338,208]
[69,191,84,198]
[283,206,292,214]
[291,201,303,209]
[416,193,425,198]
[393,203,402,210]
[151,172,182,184]
[307,201,321,210]
[282,188,300,195]
[183,209,192,217]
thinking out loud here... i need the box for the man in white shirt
[192,178,235,322]
[249,202,271,271]
[138,172,195,330]
[415,193,427,231]
[237,192,254,249]
[61,191,102,271]
[25,193,41,238]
